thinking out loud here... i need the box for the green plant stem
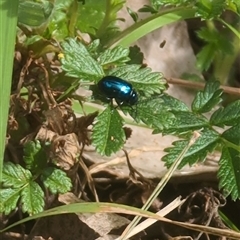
[95,0,113,39]
[218,18,240,39]
[219,210,240,232]
[68,0,79,37]
[214,31,240,84]
[120,132,200,240]
[221,138,240,152]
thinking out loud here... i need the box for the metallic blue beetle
[98,76,138,105]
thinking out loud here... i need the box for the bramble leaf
[2,162,32,188]
[210,100,240,126]
[127,7,139,22]
[87,39,100,55]
[21,181,44,215]
[98,46,130,65]
[128,46,144,65]
[196,27,234,71]
[0,188,21,215]
[218,147,240,200]
[23,140,47,172]
[195,0,226,19]
[161,94,189,112]
[163,128,219,168]
[60,38,104,80]
[127,97,175,131]
[161,111,209,135]
[18,0,53,27]
[92,106,125,156]
[108,65,166,97]
[2,162,45,215]
[197,27,233,54]
[95,0,125,43]
[41,167,72,194]
[196,44,215,71]
[192,81,223,113]
[77,1,106,35]
[138,4,158,14]
[221,123,240,146]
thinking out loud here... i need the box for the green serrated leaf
[163,128,219,168]
[92,106,125,156]
[18,0,53,27]
[95,0,125,43]
[2,162,32,188]
[197,27,217,42]
[41,167,72,194]
[86,39,101,55]
[129,97,175,131]
[192,81,223,113]
[150,0,191,8]
[210,100,240,126]
[228,0,240,14]
[128,46,144,65]
[218,147,240,200]
[197,27,234,55]
[77,0,106,35]
[127,7,139,22]
[108,65,166,97]
[161,93,189,112]
[138,4,158,14]
[98,46,130,65]
[162,139,189,168]
[196,44,216,71]
[162,111,209,135]
[23,140,47,172]
[0,188,21,215]
[195,0,226,19]
[60,38,104,80]
[108,64,141,75]
[47,1,71,40]
[21,181,44,215]
[221,123,240,146]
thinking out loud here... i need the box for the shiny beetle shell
[98,76,138,105]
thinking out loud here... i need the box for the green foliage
[0,0,19,186]
[18,0,54,27]
[1,141,72,215]
[1,162,44,215]
[98,46,130,65]
[23,140,47,172]
[191,81,223,113]
[76,0,107,36]
[163,128,220,168]
[161,82,240,200]
[195,0,227,19]
[210,100,240,126]
[92,106,125,156]
[196,27,234,71]
[130,97,175,131]
[2,0,239,223]
[41,167,72,194]
[148,0,240,18]
[136,1,239,84]
[60,39,104,80]
[60,39,166,155]
[59,36,240,200]
[127,7,139,22]
[218,147,240,201]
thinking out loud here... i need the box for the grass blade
[0,0,19,182]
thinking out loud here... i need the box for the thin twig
[167,77,240,96]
